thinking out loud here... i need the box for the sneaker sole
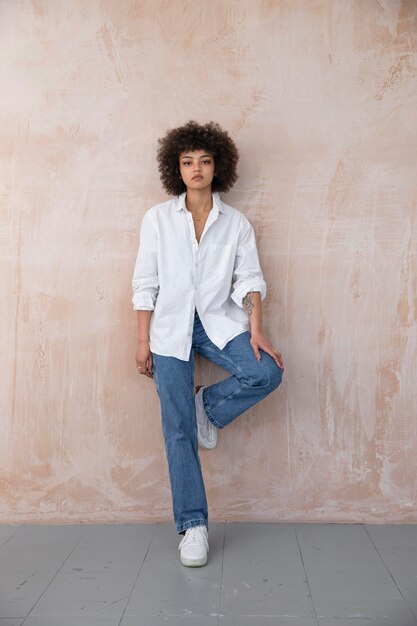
[195,385,217,449]
[180,553,208,567]
[198,433,217,449]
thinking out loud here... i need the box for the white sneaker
[178,525,209,567]
[195,385,217,449]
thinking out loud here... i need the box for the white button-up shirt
[132,191,267,361]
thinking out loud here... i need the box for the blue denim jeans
[152,309,283,535]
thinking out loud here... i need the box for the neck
[185,187,213,212]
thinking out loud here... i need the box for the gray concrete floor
[0,522,416,625]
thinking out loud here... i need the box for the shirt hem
[208,325,249,350]
[150,343,192,361]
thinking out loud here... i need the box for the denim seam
[198,343,254,385]
[201,386,220,427]
[177,518,208,534]
[203,384,244,429]
[202,396,223,429]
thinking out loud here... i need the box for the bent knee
[251,360,283,391]
[268,364,283,390]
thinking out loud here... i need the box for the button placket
[186,212,198,337]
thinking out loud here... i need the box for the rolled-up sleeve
[230,217,267,308]
[132,211,159,311]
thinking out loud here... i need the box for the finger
[273,354,283,369]
[276,353,285,370]
[264,347,284,370]
[274,357,284,370]
[147,352,154,378]
[253,347,261,361]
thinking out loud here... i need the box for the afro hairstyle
[156,120,239,196]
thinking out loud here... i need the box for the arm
[243,290,284,370]
[230,218,267,308]
[132,211,159,378]
[242,291,284,371]
[243,290,263,334]
[132,211,159,311]
[231,218,284,370]
[135,310,154,378]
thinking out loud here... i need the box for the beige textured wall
[1,0,416,524]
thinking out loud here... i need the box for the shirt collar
[176,191,225,214]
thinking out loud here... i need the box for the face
[179,149,216,191]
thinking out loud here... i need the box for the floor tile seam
[220,612,316,626]
[303,566,410,576]
[0,526,23,550]
[117,523,158,626]
[21,526,89,624]
[56,566,149,575]
[362,524,417,624]
[123,612,222,618]
[217,614,317,620]
[122,611,318,618]
[293,523,319,623]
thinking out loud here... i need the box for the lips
[192,175,203,180]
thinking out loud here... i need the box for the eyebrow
[181,154,212,159]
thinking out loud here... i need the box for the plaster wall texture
[1,0,416,524]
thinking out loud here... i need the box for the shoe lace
[184,525,208,547]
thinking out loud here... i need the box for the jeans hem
[177,518,208,534]
[202,388,224,430]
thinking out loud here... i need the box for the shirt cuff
[230,281,267,308]
[132,292,156,311]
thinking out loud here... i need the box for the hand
[249,331,284,371]
[135,340,154,378]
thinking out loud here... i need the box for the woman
[132,120,284,567]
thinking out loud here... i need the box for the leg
[193,314,283,429]
[152,349,208,535]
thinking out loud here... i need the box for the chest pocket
[205,243,235,277]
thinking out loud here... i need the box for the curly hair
[156,120,239,196]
